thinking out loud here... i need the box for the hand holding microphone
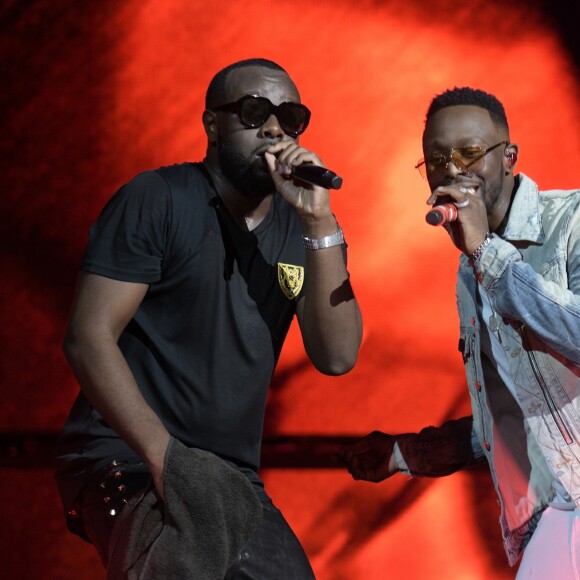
[425,203,458,226]
[291,164,343,190]
[425,187,473,226]
[264,144,343,190]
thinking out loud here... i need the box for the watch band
[302,226,345,250]
[471,233,492,262]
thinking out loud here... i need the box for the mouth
[251,153,270,174]
[253,151,271,172]
[254,143,277,158]
[455,181,480,196]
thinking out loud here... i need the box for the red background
[1,1,579,578]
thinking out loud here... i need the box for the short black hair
[205,58,287,108]
[426,87,509,134]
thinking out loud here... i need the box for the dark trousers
[223,499,315,579]
[78,466,315,579]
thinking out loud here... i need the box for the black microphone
[291,164,343,190]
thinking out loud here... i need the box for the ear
[504,142,519,172]
[202,110,218,144]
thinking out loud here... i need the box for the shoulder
[539,188,580,205]
[518,173,580,221]
[107,163,213,215]
[110,169,172,206]
[154,162,213,197]
[529,173,580,209]
[539,183,580,231]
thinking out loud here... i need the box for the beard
[482,169,505,214]
[217,141,275,199]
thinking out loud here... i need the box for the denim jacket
[397,174,580,565]
[458,173,580,563]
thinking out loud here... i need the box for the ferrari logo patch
[277,263,304,300]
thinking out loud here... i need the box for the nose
[445,157,468,178]
[258,113,285,139]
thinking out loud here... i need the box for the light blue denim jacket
[456,173,580,564]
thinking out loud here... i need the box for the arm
[340,416,485,482]
[477,230,580,365]
[295,231,362,375]
[62,272,170,498]
[429,180,580,366]
[265,146,363,375]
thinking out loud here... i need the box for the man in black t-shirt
[56,58,362,578]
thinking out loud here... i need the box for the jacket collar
[501,173,545,244]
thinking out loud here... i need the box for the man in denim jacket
[341,87,580,576]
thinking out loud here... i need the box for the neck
[203,159,272,231]
[489,174,518,234]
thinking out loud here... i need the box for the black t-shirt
[55,162,308,508]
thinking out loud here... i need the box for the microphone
[291,164,343,190]
[425,203,458,226]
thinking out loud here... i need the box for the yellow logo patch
[277,263,304,300]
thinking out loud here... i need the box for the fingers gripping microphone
[425,203,458,226]
[291,164,343,190]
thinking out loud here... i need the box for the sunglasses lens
[458,146,485,160]
[278,103,310,135]
[425,156,446,179]
[455,147,484,171]
[450,152,472,173]
[239,97,271,127]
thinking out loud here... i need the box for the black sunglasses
[212,94,311,137]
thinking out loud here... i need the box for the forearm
[477,238,580,365]
[395,416,485,477]
[299,217,362,374]
[63,335,170,473]
[342,418,483,483]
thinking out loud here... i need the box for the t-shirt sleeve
[81,171,172,283]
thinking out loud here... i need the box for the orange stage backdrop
[1,1,579,578]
